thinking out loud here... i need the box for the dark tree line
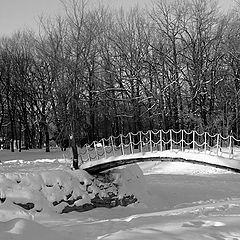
[0,0,240,154]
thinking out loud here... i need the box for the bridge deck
[79,130,240,174]
[81,150,240,174]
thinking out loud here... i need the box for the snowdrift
[0,164,145,219]
[0,218,66,240]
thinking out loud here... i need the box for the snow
[0,218,66,240]
[1,149,240,239]
[81,148,240,170]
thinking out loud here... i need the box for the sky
[0,0,235,37]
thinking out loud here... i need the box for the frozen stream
[35,162,240,240]
[1,156,240,240]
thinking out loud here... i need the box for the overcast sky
[0,0,235,37]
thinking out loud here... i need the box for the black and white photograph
[0,0,240,239]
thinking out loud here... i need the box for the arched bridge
[79,129,240,174]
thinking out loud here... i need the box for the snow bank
[109,164,151,205]
[0,218,65,240]
[139,161,232,175]
[0,165,145,221]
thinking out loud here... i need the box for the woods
[0,0,240,152]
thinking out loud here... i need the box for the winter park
[1,0,240,239]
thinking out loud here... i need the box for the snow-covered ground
[1,149,240,239]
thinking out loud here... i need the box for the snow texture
[1,151,240,240]
[0,163,143,217]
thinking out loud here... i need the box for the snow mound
[0,218,65,240]
[109,164,151,205]
[0,165,146,220]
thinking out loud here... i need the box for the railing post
[93,141,99,160]
[160,130,163,151]
[181,130,184,152]
[229,134,233,158]
[139,131,143,153]
[102,139,107,159]
[129,133,134,154]
[193,130,195,151]
[170,129,173,151]
[216,134,220,156]
[111,136,115,157]
[149,130,153,152]
[204,132,207,153]
[120,134,125,156]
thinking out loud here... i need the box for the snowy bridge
[79,129,240,174]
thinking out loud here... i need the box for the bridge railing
[78,130,240,163]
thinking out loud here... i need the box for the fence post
[229,133,233,158]
[193,131,195,151]
[149,130,153,152]
[216,134,220,156]
[139,131,143,153]
[102,139,107,159]
[111,136,115,157]
[129,133,133,154]
[181,130,184,152]
[93,141,99,160]
[170,129,173,151]
[160,130,163,151]
[120,134,125,156]
[204,132,207,153]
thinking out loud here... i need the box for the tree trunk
[9,108,15,152]
[18,119,22,152]
[70,95,79,169]
[38,128,43,149]
[45,122,50,152]
[71,136,79,169]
